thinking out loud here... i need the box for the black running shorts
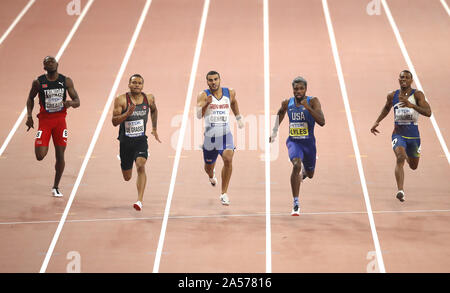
[119,139,148,170]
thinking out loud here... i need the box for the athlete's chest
[288,106,307,121]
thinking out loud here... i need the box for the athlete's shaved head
[399,70,413,79]
[292,76,307,88]
[129,74,144,84]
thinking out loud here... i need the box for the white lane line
[152,0,210,273]
[3,208,450,225]
[382,0,450,165]
[263,0,272,274]
[440,0,450,16]
[0,0,35,46]
[0,0,95,157]
[39,0,153,273]
[321,0,386,273]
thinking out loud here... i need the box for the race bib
[289,122,308,138]
[45,96,64,112]
[125,119,145,137]
[209,112,228,127]
[395,108,414,123]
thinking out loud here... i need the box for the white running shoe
[220,193,230,206]
[133,201,143,211]
[396,190,405,202]
[52,188,63,198]
[209,169,217,186]
[291,204,300,216]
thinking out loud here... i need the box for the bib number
[289,122,308,138]
[395,108,414,123]
[125,119,145,137]
[45,96,64,113]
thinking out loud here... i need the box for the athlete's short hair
[43,56,56,64]
[400,70,413,79]
[292,76,307,88]
[129,74,144,83]
[206,71,220,79]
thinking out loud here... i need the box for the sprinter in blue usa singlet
[270,77,325,215]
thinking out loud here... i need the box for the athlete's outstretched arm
[149,94,161,143]
[400,90,431,117]
[269,99,289,143]
[196,91,211,119]
[302,97,325,126]
[64,77,80,108]
[230,89,244,129]
[111,95,135,127]
[25,79,40,131]
[371,92,394,135]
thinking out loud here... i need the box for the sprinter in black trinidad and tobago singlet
[112,74,161,211]
[371,70,432,202]
[25,56,81,198]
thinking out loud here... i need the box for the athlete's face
[43,57,58,73]
[398,71,413,89]
[207,74,220,91]
[129,77,144,94]
[293,82,307,99]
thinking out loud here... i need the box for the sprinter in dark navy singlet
[25,56,80,198]
[270,77,325,215]
[112,74,161,211]
[371,70,431,202]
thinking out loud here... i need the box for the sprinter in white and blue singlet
[270,77,325,216]
[196,71,244,206]
[112,74,161,211]
[371,70,431,202]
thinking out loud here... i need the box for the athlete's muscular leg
[53,145,66,188]
[35,146,49,161]
[291,158,302,198]
[135,157,147,202]
[204,161,216,178]
[305,169,315,179]
[394,146,407,190]
[221,150,234,194]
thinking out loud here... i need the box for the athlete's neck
[400,86,412,94]
[129,92,142,98]
[46,71,59,81]
[295,96,306,104]
[210,87,222,98]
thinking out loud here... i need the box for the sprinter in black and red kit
[112,74,161,211]
[25,56,80,198]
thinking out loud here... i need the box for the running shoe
[133,201,143,211]
[291,204,300,216]
[52,188,63,198]
[209,169,217,187]
[396,191,405,202]
[220,193,230,206]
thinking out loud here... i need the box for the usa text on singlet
[287,96,316,141]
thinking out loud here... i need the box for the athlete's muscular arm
[400,90,431,117]
[148,94,161,143]
[64,77,80,109]
[25,79,40,131]
[196,91,212,119]
[229,88,244,129]
[111,94,135,127]
[269,99,289,143]
[301,97,325,127]
[370,92,394,135]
